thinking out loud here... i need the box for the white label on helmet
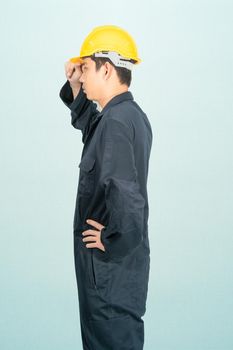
[94,51,134,71]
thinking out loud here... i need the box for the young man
[59,25,153,350]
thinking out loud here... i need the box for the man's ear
[102,62,114,80]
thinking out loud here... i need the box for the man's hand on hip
[82,219,106,252]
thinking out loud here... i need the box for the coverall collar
[99,91,134,116]
[86,91,134,144]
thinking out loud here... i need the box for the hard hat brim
[69,56,84,64]
[69,55,141,64]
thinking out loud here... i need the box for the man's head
[70,25,141,107]
[90,55,137,87]
[78,54,137,104]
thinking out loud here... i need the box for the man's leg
[79,313,144,350]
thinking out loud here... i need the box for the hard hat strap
[94,51,134,71]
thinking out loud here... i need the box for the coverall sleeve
[99,118,146,261]
[59,80,99,143]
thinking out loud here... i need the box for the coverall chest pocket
[78,156,96,196]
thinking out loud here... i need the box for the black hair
[88,55,137,87]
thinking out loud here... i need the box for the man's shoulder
[107,99,146,123]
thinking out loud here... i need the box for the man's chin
[84,90,94,101]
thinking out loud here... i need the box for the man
[59,25,153,350]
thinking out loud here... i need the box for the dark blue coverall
[59,80,153,350]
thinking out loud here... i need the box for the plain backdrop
[0,0,232,349]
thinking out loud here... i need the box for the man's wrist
[69,82,81,99]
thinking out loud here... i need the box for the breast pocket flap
[78,156,96,172]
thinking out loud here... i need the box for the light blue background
[0,0,232,349]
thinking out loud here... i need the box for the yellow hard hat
[69,25,141,69]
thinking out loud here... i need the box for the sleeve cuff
[96,227,126,262]
[69,86,86,112]
[59,80,85,110]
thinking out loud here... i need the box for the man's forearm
[70,83,81,99]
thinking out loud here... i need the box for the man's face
[79,57,104,101]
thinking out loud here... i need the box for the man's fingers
[64,60,83,83]
[64,61,76,77]
[83,236,97,242]
[68,68,75,78]
[86,219,105,231]
[85,242,106,251]
[74,62,82,68]
[86,243,98,248]
[82,229,99,236]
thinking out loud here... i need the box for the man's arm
[98,118,145,261]
[59,80,100,143]
[59,61,100,143]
